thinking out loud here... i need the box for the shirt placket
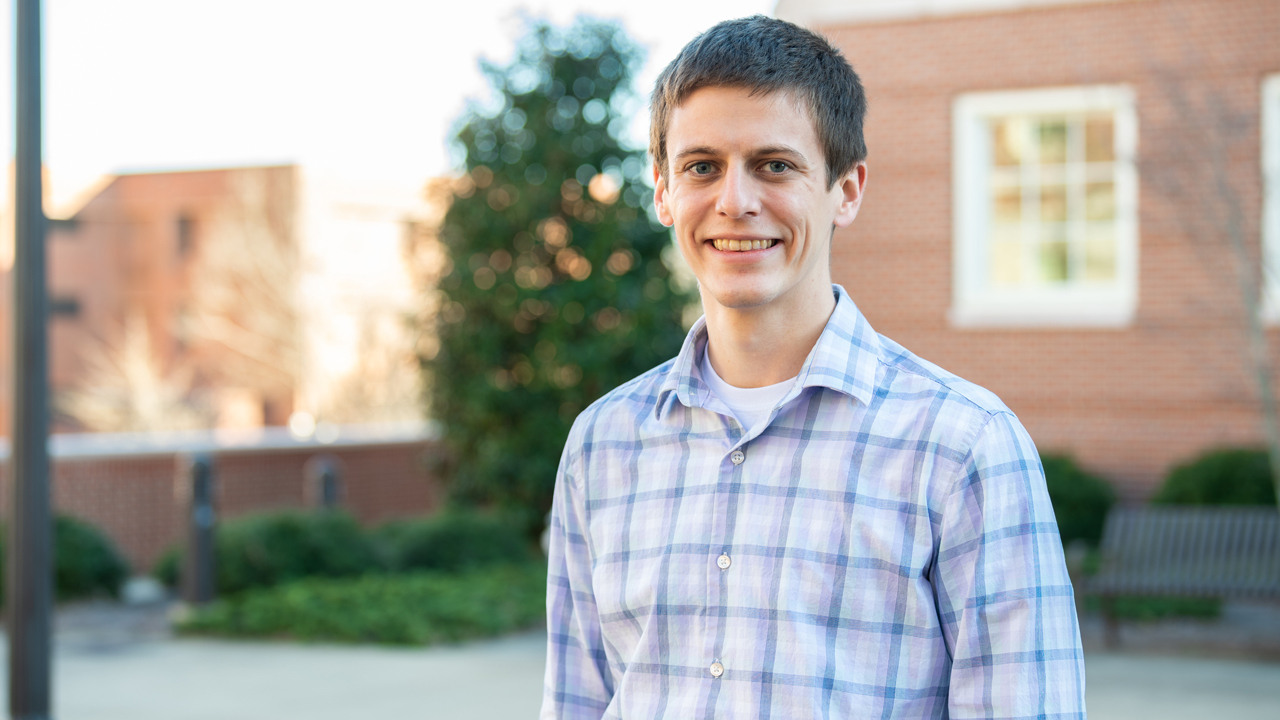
[703,426,744,684]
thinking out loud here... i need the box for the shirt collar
[656,284,881,421]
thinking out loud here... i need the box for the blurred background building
[778,0,1280,499]
[0,164,438,569]
[0,164,426,437]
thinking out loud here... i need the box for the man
[542,15,1085,719]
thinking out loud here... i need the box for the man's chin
[701,285,779,312]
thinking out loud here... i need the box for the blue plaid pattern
[542,285,1086,719]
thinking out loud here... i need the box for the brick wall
[0,430,443,572]
[815,0,1280,498]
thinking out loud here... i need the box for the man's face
[654,86,865,314]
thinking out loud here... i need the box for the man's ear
[832,162,868,229]
[653,163,675,227]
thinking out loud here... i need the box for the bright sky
[0,0,776,212]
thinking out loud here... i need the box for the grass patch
[1085,595,1222,621]
[178,562,546,645]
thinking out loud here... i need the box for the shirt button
[717,554,731,570]
[730,450,745,465]
[709,662,724,678]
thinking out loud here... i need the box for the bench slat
[1090,507,1280,598]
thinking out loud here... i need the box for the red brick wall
[819,0,1280,499]
[1,440,442,572]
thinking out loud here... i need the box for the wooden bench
[1089,506,1280,647]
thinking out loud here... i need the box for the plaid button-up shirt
[542,286,1086,719]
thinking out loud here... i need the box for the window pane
[1038,224,1069,282]
[1038,120,1068,164]
[993,119,1025,166]
[963,89,1130,306]
[1085,225,1117,281]
[1086,182,1115,221]
[990,224,1022,286]
[992,185,1022,222]
[1085,116,1114,162]
[1040,184,1068,222]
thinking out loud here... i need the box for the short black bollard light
[177,453,217,605]
[304,454,344,509]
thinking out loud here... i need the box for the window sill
[1259,292,1280,326]
[949,296,1135,329]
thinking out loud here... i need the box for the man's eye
[690,162,714,175]
[764,161,789,174]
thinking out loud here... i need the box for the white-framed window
[951,85,1138,328]
[1264,74,1280,320]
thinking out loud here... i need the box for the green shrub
[152,545,180,588]
[154,510,533,593]
[215,510,378,595]
[178,563,546,645]
[372,510,532,574]
[1155,448,1278,506]
[54,516,130,600]
[0,515,129,603]
[1041,455,1116,546]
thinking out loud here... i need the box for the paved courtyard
[0,602,1276,719]
[33,631,548,720]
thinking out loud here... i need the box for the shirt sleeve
[540,443,613,719]
[931,411,1087,719]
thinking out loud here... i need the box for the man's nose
[715,165,761,219]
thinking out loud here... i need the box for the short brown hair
[649,15,867,189]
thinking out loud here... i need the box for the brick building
[774,0,1280,498]
[0,164,425,437]
[46,165,300,434]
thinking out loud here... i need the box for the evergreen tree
[428,18,693,529]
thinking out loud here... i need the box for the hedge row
[1155,448,1277,506]
[177,563,546,645]
[155,509,533,595]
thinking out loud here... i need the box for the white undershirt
[699,349,797,431]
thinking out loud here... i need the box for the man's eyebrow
[754,145,809,162]
[672,146,720,162]
[672,144,811,163]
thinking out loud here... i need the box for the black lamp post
[7,0,52,717]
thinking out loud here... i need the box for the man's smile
[709,238,780,252]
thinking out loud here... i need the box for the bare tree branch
[184,169,301,410]
[57,314,212,432]
[1145,41,1280,509]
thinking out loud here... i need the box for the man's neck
[702,279,836,389]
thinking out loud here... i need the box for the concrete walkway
[39,632,548,720]
[0,603,1276,718]
[1086,652,1280,720]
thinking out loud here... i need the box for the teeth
[712,239,777,252]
